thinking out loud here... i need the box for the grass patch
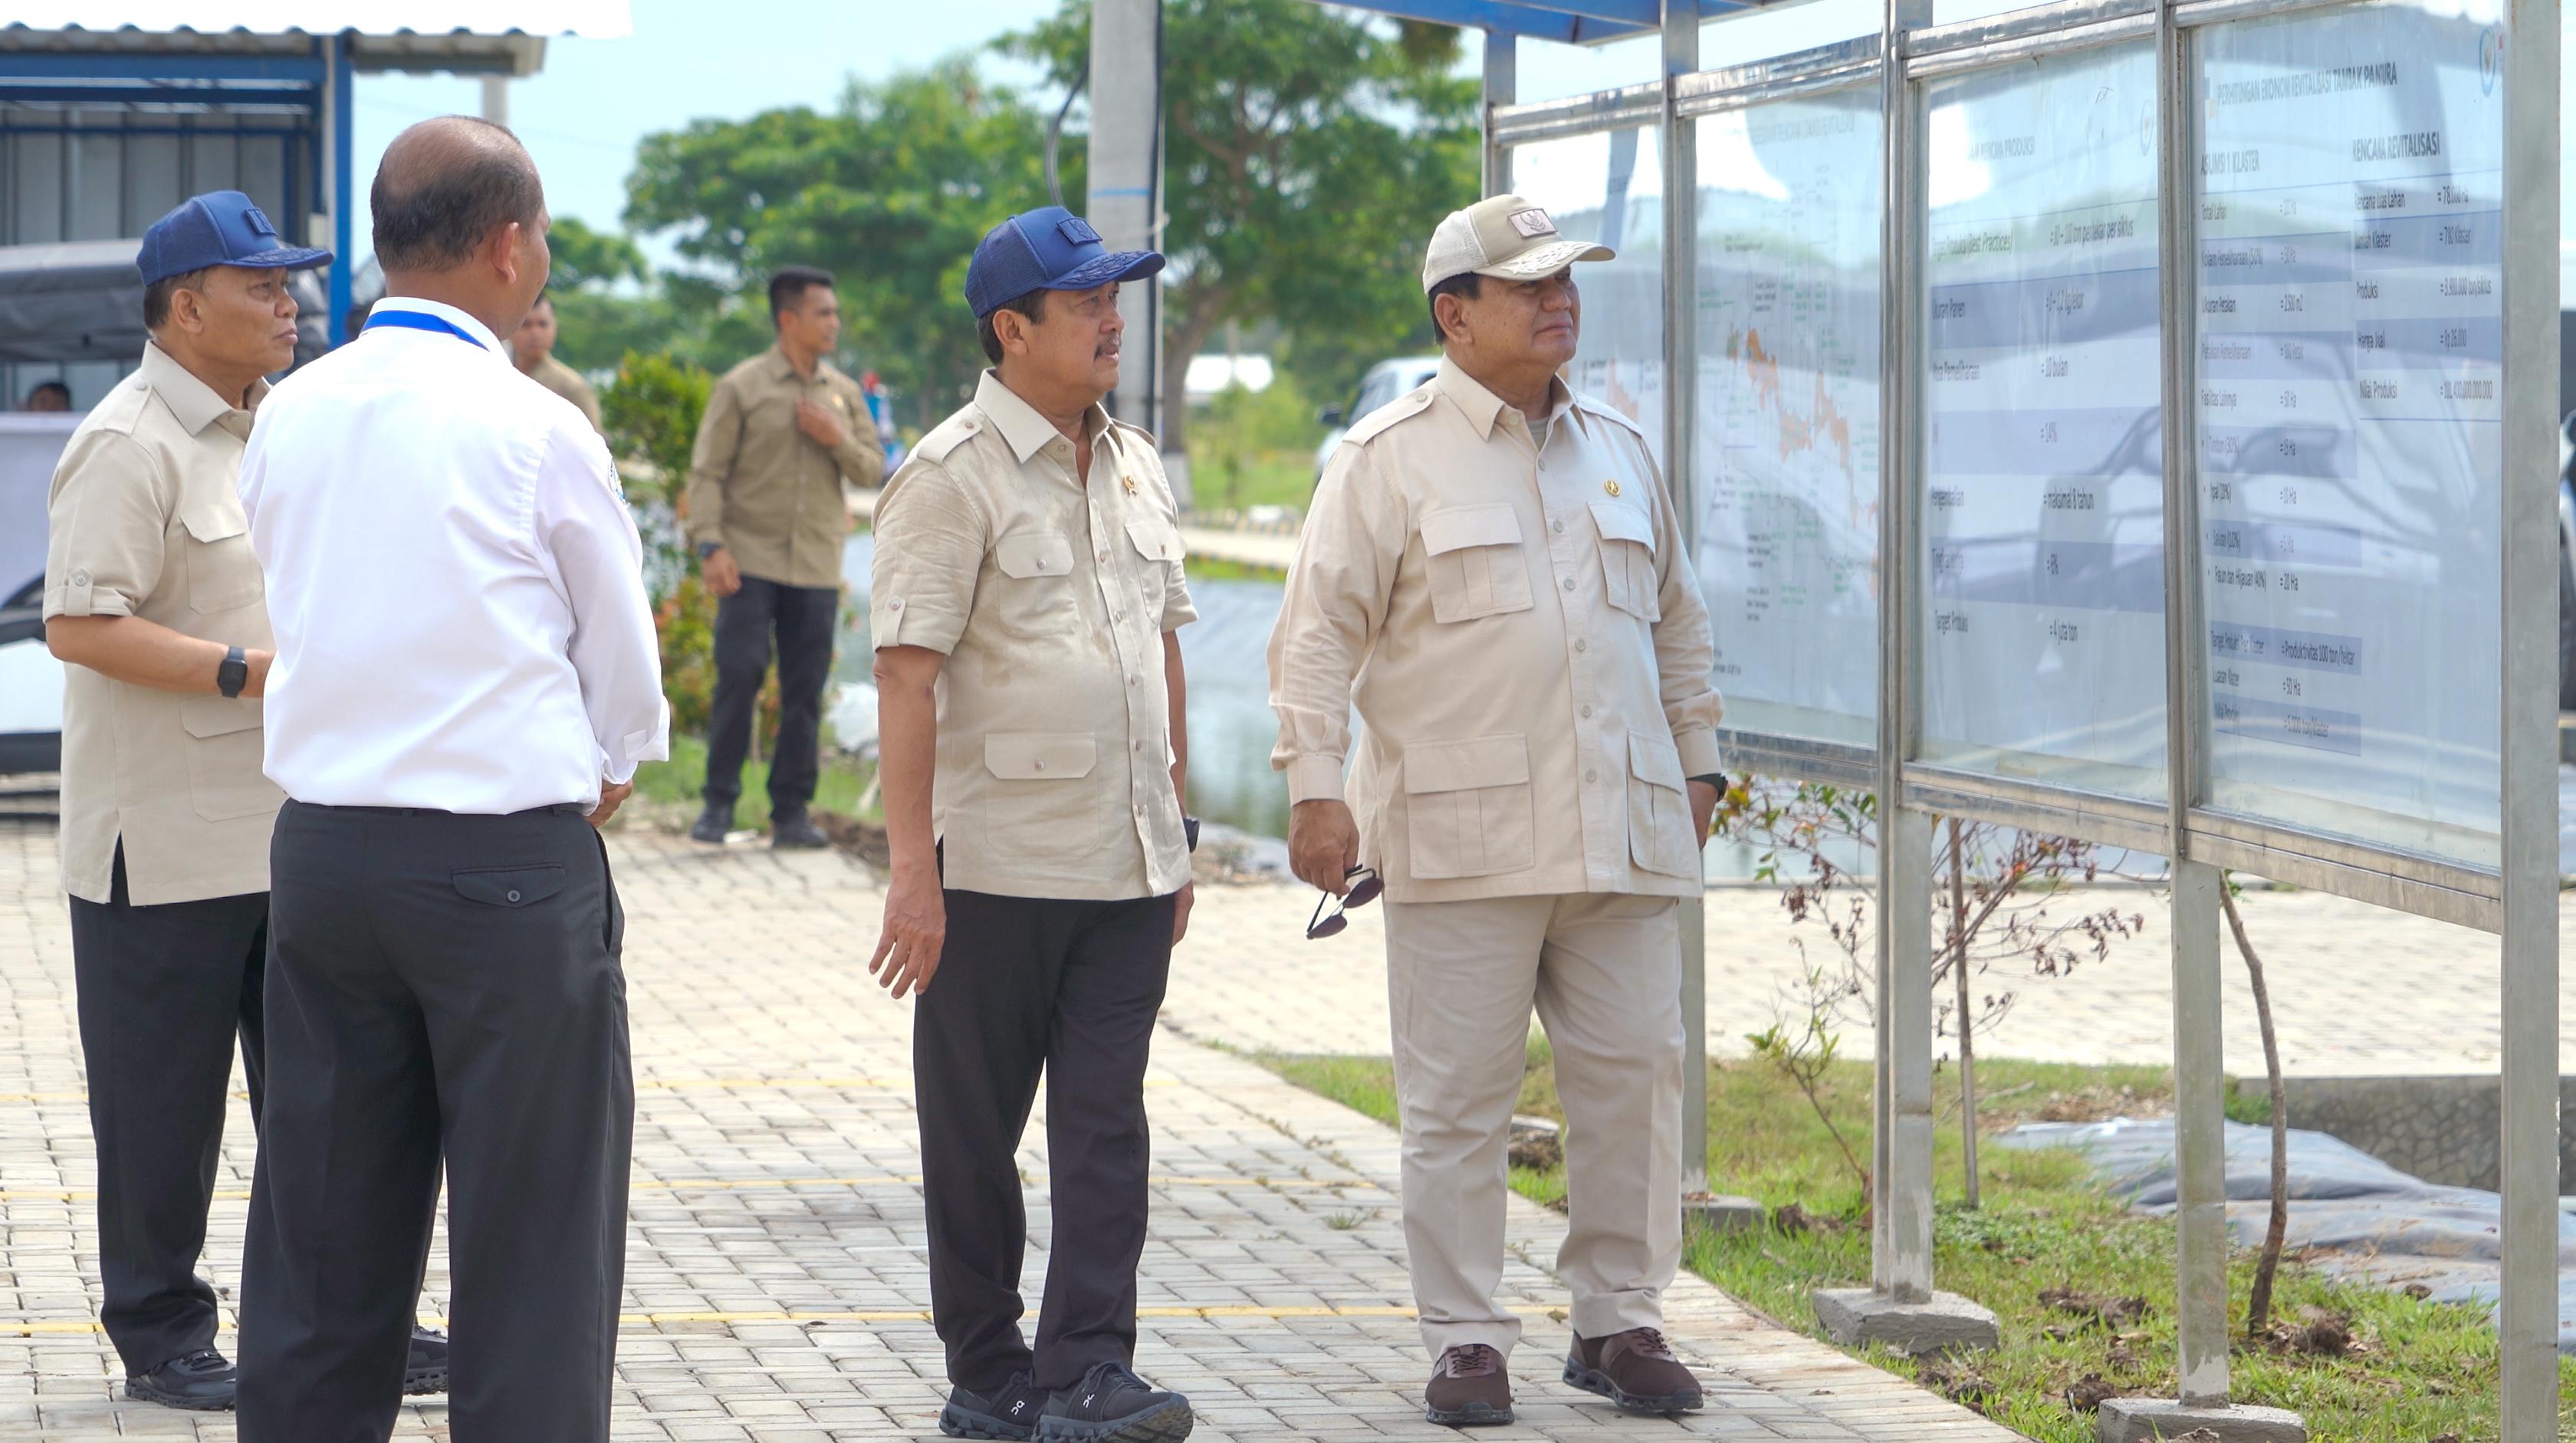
[1258,1043,2574,1441]
[632,731,876,834]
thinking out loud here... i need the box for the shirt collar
[138,340,264,436]
[1434,354,1572,442]
[974,370,1109,466]
[767,342,840,386]
[369,296,505,355]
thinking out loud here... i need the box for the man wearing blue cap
[38,192,405,1413]
[868,206,1198,1443]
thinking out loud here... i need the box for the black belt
[284,800,591,819]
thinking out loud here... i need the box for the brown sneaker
[1564,1328,1704,1414]
[1424,1343,1513,1427]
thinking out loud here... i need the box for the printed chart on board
[1919,43,2167,795]
[1693,90,1883,749]
[2194,0,2505,863]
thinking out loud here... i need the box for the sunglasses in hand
[1306,865,1384,940]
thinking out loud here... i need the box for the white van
[1313,356,1441,480]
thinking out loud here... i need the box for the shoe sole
[123,1381,233,1412]
[1034,1399,1194,1442]
[1424,1400,1515,1427]
[938,1403,1033,1441]
[404,1362,449,1397]
[1563,1359,1703,1415]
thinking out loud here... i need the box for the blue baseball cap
[136,190,333,288]
[964,205,1162,320]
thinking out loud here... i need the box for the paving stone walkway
[0,810,2019,1441]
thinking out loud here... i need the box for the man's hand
[1172,880,1194,946]
[700,545,742,599]
[1289,799,1361,894]
[1689,779,1720,850]
[796,397,849,450]
[870,865,945,999]
[587,780,633,830]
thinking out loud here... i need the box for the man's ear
[488,221,524,285]
[169,284,205,337]
[992,307,1027,357]
[1433,292,1468,348]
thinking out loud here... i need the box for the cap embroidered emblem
[1057,215,1103,245]
[1604,478,1622,497]
[1508,208,1556,238]
[243,204,278,239]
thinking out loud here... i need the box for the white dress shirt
[241,296,669,812]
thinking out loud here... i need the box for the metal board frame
[1477,0,2556,1426]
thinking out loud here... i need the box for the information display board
[1919,43,2167,796]
[2193,0,2505,865]
[1692,90,1884,748]
[1510,127,1668,465]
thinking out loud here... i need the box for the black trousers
[67,850,266,1376]
[238,802,632,1443]
[705,576,838,816]
[916,886,1178,1395]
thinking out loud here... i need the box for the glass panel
[12,124,64,245]
[2194,0,2505,866]
[1920,43,2166,797]
[188,127,239,196]
[68,126,123,241]
[1507,127,1667,466]
[125,132,181,235]
[1693,87,1883,749]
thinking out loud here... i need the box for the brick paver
[0,804,2019,1441]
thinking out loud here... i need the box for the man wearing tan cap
[1267,194,1723,1428]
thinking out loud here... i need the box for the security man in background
[511,290,603,433]
[869,206,1196,1443]
[42,190,445,1412]
[685,265,882,847]
[23,379,71,411]
[235,117,665,1441]
[1267,195,1725,1428]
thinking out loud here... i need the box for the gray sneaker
[941,1372,1050,1440]
[1035,1361,1192,1442]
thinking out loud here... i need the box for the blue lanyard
[363,309,488,350]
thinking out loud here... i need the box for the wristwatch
[695,541,724,560]
[216,645,248,699]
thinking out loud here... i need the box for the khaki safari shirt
[42,342,284,906]
[524,352,603,434]
[869,371,1196,902]
[685,344,884,588]
[1269,357,1724,905]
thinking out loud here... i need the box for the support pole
[324,36,352,347]
[2496,0,2561,1436]
[480,74,510,128]
[1481,31,1515,197]
[1086,0,1171,495]
[1814,0,1995,1356]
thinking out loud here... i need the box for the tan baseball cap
[1421,193,1614,293]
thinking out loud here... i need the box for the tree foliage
[619,59,1061,431]
[1006,0,1477,452]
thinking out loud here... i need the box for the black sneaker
[689,803,734,844]
[770,812,831,850]
[404,1324,449,1396]
[941,1372,1050,1440]
[126,1349,235,1411]
[1036,1362,1192,1442]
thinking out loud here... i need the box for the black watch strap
[1184,816,1201,853]
[696,541,724,560]
[217,644,248,699]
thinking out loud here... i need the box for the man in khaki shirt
[44,192,441,1415]
[510,290,603,433]
[683,265,883,847]
[1269,196,1726,1428]
[867,206,1197,1443]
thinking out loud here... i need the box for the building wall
[2,104,312,411]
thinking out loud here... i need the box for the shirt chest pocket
[991,531,1078,634]
[179,498,264,616]
[1419,504,1533,624]
[980,733,1102,860]
[178,694,283,822]
[1125,518,1182,612]
[1589,501,1661,622]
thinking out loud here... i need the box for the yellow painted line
[1,1174,1382,1204]
[2,1304,1560,1337]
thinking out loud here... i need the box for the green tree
[1007,2,1477,456]
[621,58,1060,430]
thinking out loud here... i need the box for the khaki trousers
[1382,891,1684,1359]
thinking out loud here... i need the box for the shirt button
[1128,675,1138,685]
[506,889,522,903]
[1581,705,1594,718]
[1552,519,1566,534]
[888,598,905,611]
[1575,639,1589,653]
[1584,770,1598,784]
[1034,760,1047,771]
[71,569,89,587]
[1562,577,1576,592]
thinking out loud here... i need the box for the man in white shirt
[232,116,667,1443]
